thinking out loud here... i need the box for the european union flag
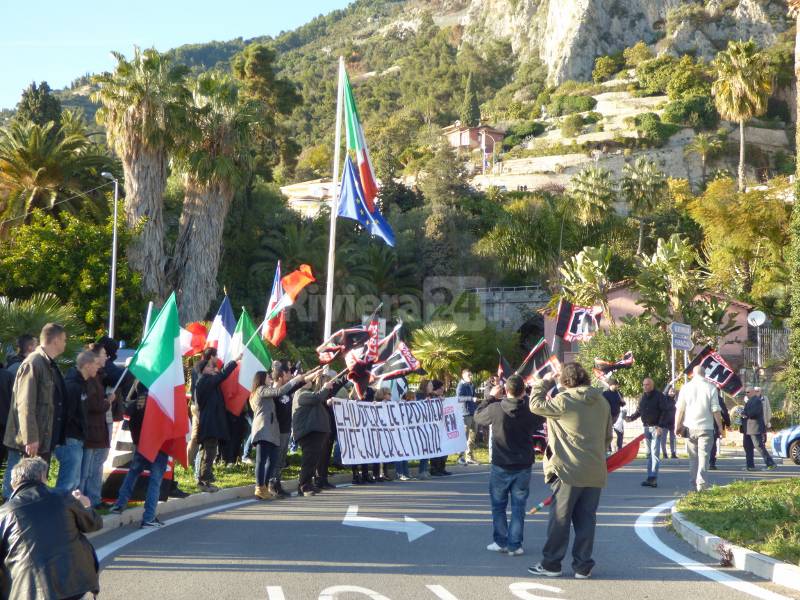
[337,157,395,247]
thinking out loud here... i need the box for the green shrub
[577,317,670,395]
[624,41,654,67]
[584,111,603,124]
[662,95,719,129]
[634,112,679,146]
[501,120,545,150]
[774,150,796,176]
[666,56,712,100]
[548,94,598,116]
[561,114,584,137]
[593,54,624,83]
[666,3,708,34]
[636,55,680,95]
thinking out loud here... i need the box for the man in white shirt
[674,366,723,491]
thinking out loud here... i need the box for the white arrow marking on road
[342,505,434,542]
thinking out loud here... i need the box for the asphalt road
[94,453,800,600]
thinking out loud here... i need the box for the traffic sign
[669,322,692,336]
[672,334,694,351]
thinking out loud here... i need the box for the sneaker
[398,475,411,481]
[641,479,657,488]
[140,518,165,529]
[487,542,507,552]
[527,563,562,577]
[466,459,479,465]
[168,487,190,499]
[268,482,289,499]
[198,483,219,493]
[109,505,123,515]
[457,457,467,465]
[575,571,592,579]
[507,548,524,556]
[298,487,317,496]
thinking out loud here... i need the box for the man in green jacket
[527,362,612,580]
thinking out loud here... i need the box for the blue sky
[0,0,353,109]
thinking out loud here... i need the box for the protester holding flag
[292,369,346,496]
[674,366,724,491]
[527,363,612,579]
[195,358,238,492]
[249,367,314,500]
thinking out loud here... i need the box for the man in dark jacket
[601,378,625,452]
[742,387,777,471]
[660,387,678,460]
[456,369,479,465]
[0,456,102,600]
[54,351,100,493]
[3,323,68,500]
[292,368,345,496]
[4,334,35,377]
[626,377,671,488]
[474,375,540,556]
[272,361,306,497]
[194,358,237,492]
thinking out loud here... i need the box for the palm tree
[92,47,192,300]
[711,39,773,192]
[619,157,667,255]
[170,73,257,321]
[566,165,617,226]
[411,321,467,387]
[0,120,112,230]
[635,234,705,324]
[684,132,724,188]
[0,293,86,360]
[559,244,615,325]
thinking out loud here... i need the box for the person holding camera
[674,366,723,491]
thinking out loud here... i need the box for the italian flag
[220,308,272,416]
[343,68,379,212]
[127,293,189,467]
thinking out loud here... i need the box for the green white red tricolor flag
[127,292,189,467]
[343,68,379,212]
[221,308,273,416]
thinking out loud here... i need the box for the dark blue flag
[338,156,395,247]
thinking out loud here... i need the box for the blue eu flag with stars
[337,157,395,247]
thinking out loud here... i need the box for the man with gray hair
[675,365,723,491]
[0,457,102,599]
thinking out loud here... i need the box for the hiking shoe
[507,548,524,556]
[528,563,562,577]
[487,542,507,552]
[575,570,592,579]
[109,505,123,515]
[140,518,165,529]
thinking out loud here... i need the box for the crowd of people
[0,321,785,595]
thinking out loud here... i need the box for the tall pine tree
[13,81,62,130]
[459,73,480,127]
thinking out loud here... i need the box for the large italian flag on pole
[220,308,272,416]
[343,69,379,212]
[128,293,189,467]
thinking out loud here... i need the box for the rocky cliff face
[461,0,790,84]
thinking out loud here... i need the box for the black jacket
[62,368,89,442]
[291,377,346,441]
[123,382,149,446]
[0,481,102,600]
[195,362,237,442]
[628,390,671,427]
[601,390,625,423]
[474,396,541,469]
[742,396,766,435]
[274,379,306,434]
[0,369,13,428]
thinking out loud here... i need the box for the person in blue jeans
[474,374,540,555]
[109,385,169,528]
[55,350,101,493]
[626,377,671,488]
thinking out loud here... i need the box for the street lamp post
[101,172,119,339]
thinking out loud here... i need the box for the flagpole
[324,56,345,342]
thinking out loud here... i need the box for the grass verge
[676,478,800,566]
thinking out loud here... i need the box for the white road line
[635,500,793,600]
[96,499,255,561]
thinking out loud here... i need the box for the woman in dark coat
[195,359,237,492]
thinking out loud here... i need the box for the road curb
[670,505,800,593]
[89,472,351,539]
